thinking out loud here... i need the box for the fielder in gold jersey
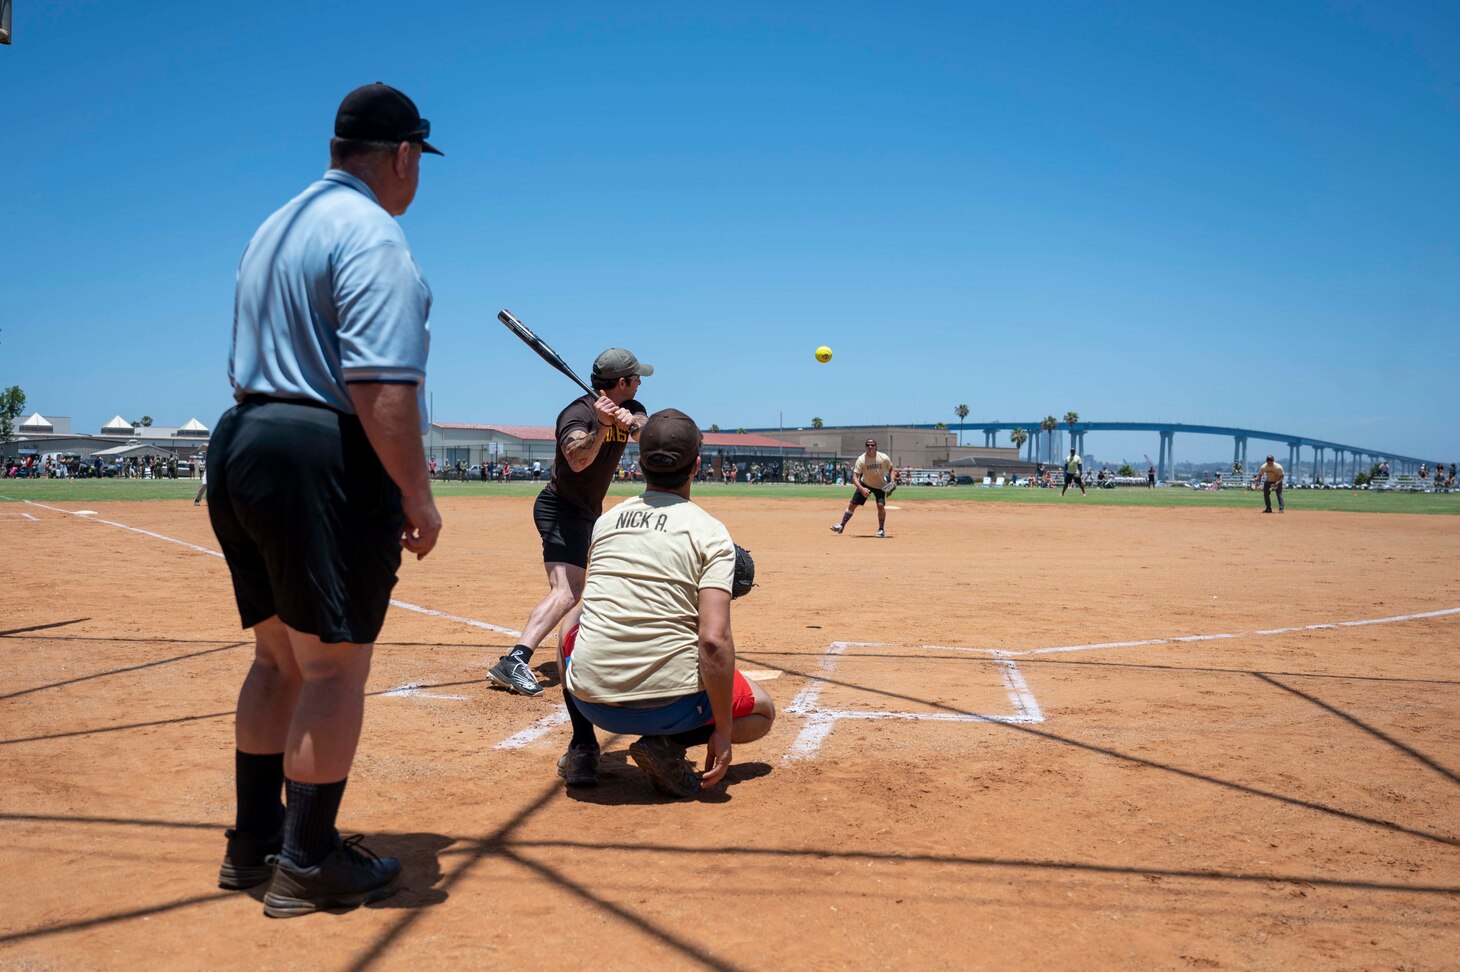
[831,438,897,538]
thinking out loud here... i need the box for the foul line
[25,501,522,638]
[998,606,1460,657]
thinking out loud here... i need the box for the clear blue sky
[4,1,1456,462]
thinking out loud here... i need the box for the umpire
[209,82,442,918]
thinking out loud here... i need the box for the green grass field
[3,478,1457,514]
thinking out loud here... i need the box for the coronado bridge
[775,421,1433,483]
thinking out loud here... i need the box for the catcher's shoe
[876,529,885,538]
[829,523,843,534]
[557,742,600,787]
[219,827,283,890]
[262,835,401,918]
[488,654,544,697]
[628,736,700,798]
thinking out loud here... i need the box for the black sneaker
[218,827,282,890]
[628,736,700,798]
[262,835,402,919]
[487,654,544,697]
[556,742,600,787]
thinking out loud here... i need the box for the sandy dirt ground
[2,494,1458,970]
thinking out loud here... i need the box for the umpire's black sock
[669,724,715,748]
[281,778,348,868]
[234,750,284,838]
[508,644,533,664]
[563,690,599,750]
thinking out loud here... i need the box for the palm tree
[811,417,824,429]
[1010,427,1029,457]
[954,403,969,446]
[1064,410,1080,459]
[709,424,720,433]
[1041,415,1058,463]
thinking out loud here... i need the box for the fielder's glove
[731,544,756,599]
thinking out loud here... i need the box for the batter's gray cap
[592,348,653,382]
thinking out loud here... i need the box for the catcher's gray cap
[640,408,701,473]
[592,348,653,382]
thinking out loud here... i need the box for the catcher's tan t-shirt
[854,451,893,488]
[565,491,735,704]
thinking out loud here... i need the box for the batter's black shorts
[534,488,597,568]
[850,486,887,507]
[207,398,403,644]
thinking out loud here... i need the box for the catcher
[559,408,775,797]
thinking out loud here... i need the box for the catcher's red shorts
[562,624,756,724]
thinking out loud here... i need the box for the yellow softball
[815,345,833,363]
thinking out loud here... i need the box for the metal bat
[497,310,596,397]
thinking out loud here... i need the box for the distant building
[5,412,210,461]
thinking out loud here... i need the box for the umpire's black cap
[336,82,443,155]
[640,409,701,473]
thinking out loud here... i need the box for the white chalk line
[25,500,522,637]
[19,512,40,521]
[784,644,1046,761]
[779,603,1460,760]
[1003,606,1460,657]
[382,684,469,701]
[494,709,571,749]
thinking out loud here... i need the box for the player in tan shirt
[1258,455,1285,513]
[831,438,897,537]
[561,408,776,797]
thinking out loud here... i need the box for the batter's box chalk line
[783,642,1046,761]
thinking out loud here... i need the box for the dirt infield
[3,495,1458,970]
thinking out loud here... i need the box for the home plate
[745,670,782,681]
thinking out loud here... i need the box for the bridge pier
[1156,430,1175,481]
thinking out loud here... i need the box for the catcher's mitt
[731,544,756,599]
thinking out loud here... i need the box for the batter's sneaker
[628,736,700,798]
[262,835,401,919]
[557,742,601,787]
[218,827,283,890]
[876,529,885,538]
[488,654,544,697]
[830,523,843,534]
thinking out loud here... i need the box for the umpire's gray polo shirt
[229,169,431,429]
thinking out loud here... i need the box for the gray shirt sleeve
[335,240,431,384]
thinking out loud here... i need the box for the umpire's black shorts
[207,397,403,644]
[533,488,597,568]
[849,486,887,506]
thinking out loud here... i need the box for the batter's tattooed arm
[563,426,609,473]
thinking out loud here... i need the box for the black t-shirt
[545,394,644,517]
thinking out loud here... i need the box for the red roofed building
[423,421,808,477]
